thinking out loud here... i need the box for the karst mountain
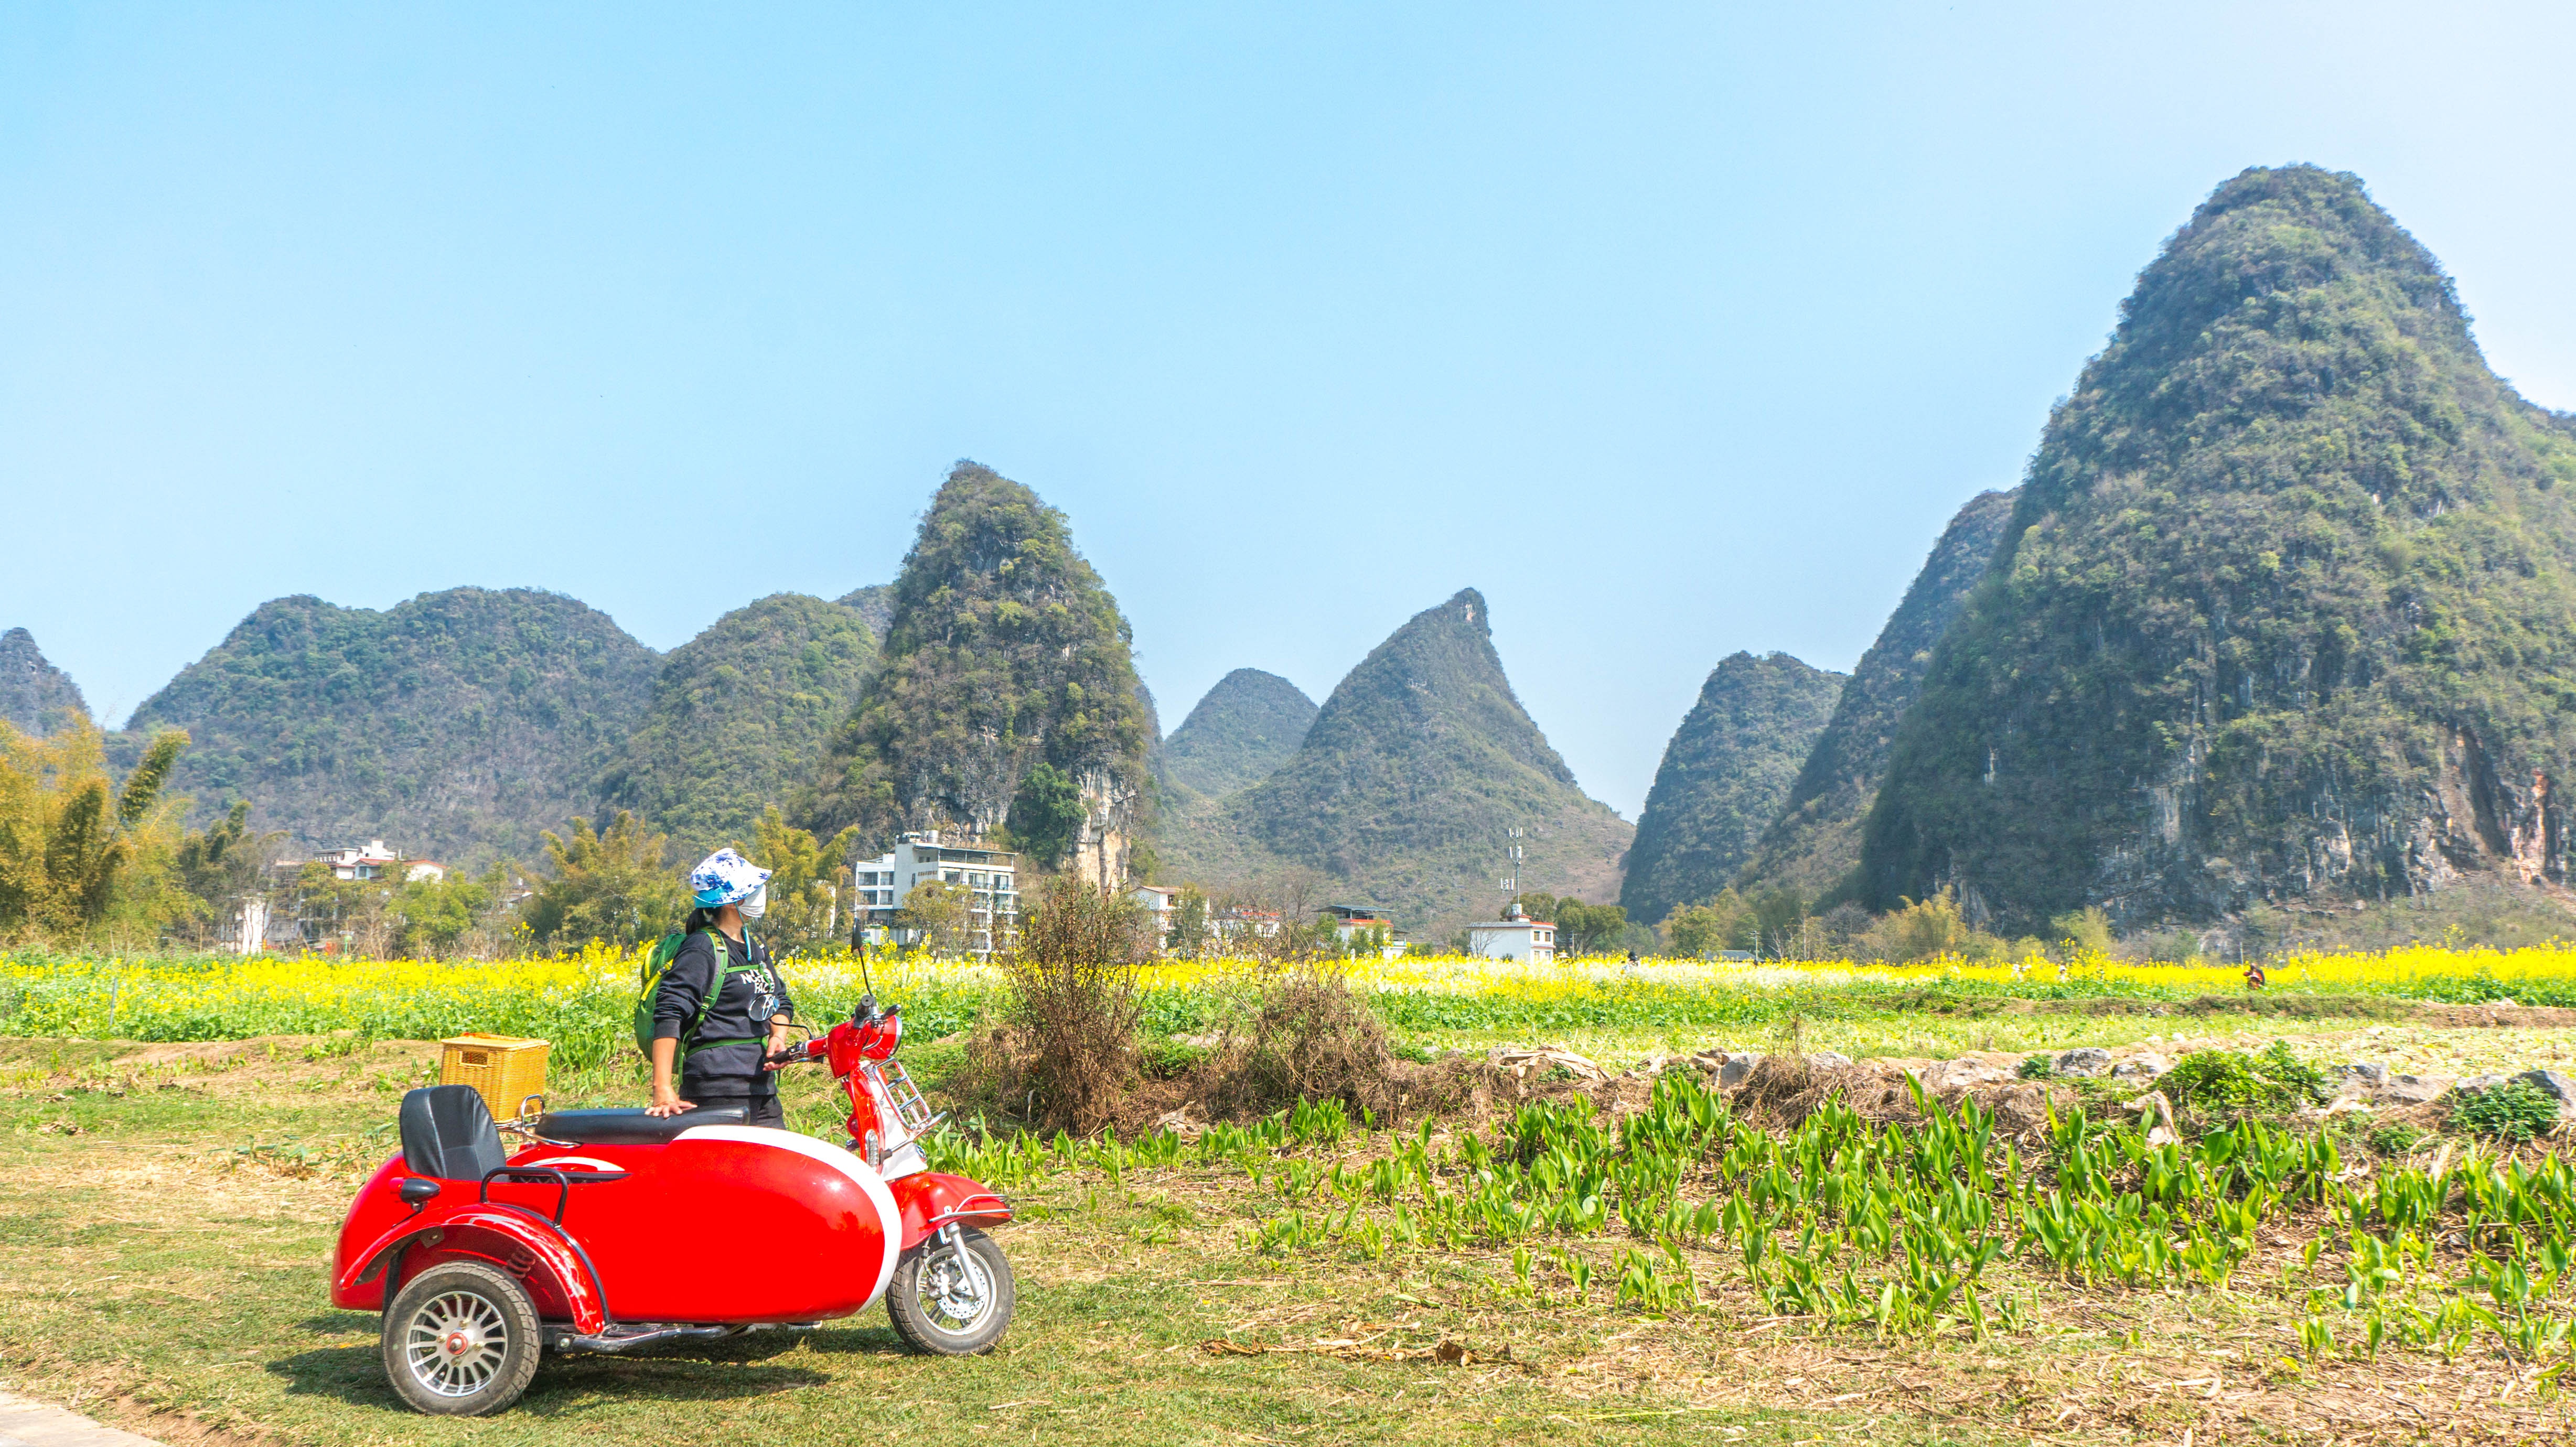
[596,592,880,858]
[1,629,90,739]
[1164,589,1632,939]
[1156,668,1319,802]
[800,461,1155,879]
[1620,651,1845,925]
[1862,165,2576,932]
[123,588,661,864]
[1732,489,2019,901]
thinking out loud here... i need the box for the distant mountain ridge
[1734,489,2018,901]
[1165,589,1632,939]
[0,628,89,739]
[1157,668,1318,801]
[1621,651,1844,925]
[1863,165,2576,932]
[125,588,660,865]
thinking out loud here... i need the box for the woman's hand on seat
[646,1085,695,1118]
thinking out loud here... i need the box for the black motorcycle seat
[533,1106,749,1145]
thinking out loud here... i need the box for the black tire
[886,1227,1015,1355]
[381,1260,543,1416]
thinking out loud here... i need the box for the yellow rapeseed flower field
[6,942,2573,1066]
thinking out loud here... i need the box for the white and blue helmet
[688,848,772,908]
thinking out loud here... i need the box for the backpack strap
[679,929,770,1060]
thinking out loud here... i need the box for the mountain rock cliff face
[1190,589,1632,938]
[1862,166,2576,932]
[0,629,90,738]
[125,588,659,864]
[1157,668,1318,801]
[1621,652,1844,924]
[1735,490,2018,900]
[803,463,1153,880]
[597,593,878,858]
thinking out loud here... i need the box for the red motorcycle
[329,996,1014,1416]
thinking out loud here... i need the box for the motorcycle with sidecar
[330,996,1012,1416]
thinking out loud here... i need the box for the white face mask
[736,886,767,922]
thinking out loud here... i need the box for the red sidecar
[334,1006,1012,1416]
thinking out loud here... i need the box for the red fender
[332,1204,610,1334]
[886,1172,1013,1251]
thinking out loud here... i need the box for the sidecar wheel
[381,1261,542,1416]
[887,1227,1015,1355]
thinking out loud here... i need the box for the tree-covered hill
[1157,668,1318,801]
[801,462,1154,879]
[595,593,879,859]
[1862,165,2576,934]
[1620,651,1844,925]
[1734,490,2017,901]
[0,629,90,738]
[124,588,660,865]
[1172,589,1632,941]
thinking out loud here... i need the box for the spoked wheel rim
[914,1241,996,1336]
[402,1289,512,1397]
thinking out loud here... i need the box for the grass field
[6,947,2576,1443]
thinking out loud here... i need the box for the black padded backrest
[400,1085,509,1181]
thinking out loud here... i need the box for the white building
[314,840,402,880]
[852,831,1020,957]
[1132,885,1181,947]
[1467,909,1555,963]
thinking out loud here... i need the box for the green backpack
[631,927,768,1062]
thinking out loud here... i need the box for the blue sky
[4,3,2571,817]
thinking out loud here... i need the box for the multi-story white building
[852,831,1020,957]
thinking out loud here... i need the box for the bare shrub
[1203,962,1402,1122]
[977,877,1153,1136]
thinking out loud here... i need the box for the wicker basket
[439,1033,550,1123]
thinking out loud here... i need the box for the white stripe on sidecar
[672,1125,904,1311]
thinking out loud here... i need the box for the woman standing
[645,848,799,1126]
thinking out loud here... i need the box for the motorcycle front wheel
[886,1226,1015,1355]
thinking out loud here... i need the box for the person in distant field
[2243,960,2268,990]
[646,848,799,1127]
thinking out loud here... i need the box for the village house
[1466,904,1555,963]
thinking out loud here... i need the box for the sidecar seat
[531,1106,748,1145]
[399,1084,508,1181]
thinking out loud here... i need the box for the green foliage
[0,628,91,739]
[2161,1040,2331,1116]
[2452,1079,2562,1143]
[1552,899,1630,956]
[1167,884,1211,957]
[597,593,878,860]
[2017,1053,2054,1079]
[0,721,189,941]
[520,811,684,950]
[1008,762,1087,869]
[1864,166,2576,931]
[739,806,861,958]
[1661,889,1750,957]
[1622,651,1843,925]
[121,588,658,866]
[1157,668,1317,800]
[2050,906,2116,958]
[807,463,1152,871]
[166,802,288,947]
[1176,589,1633,943]
[1739,492,2018,900]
